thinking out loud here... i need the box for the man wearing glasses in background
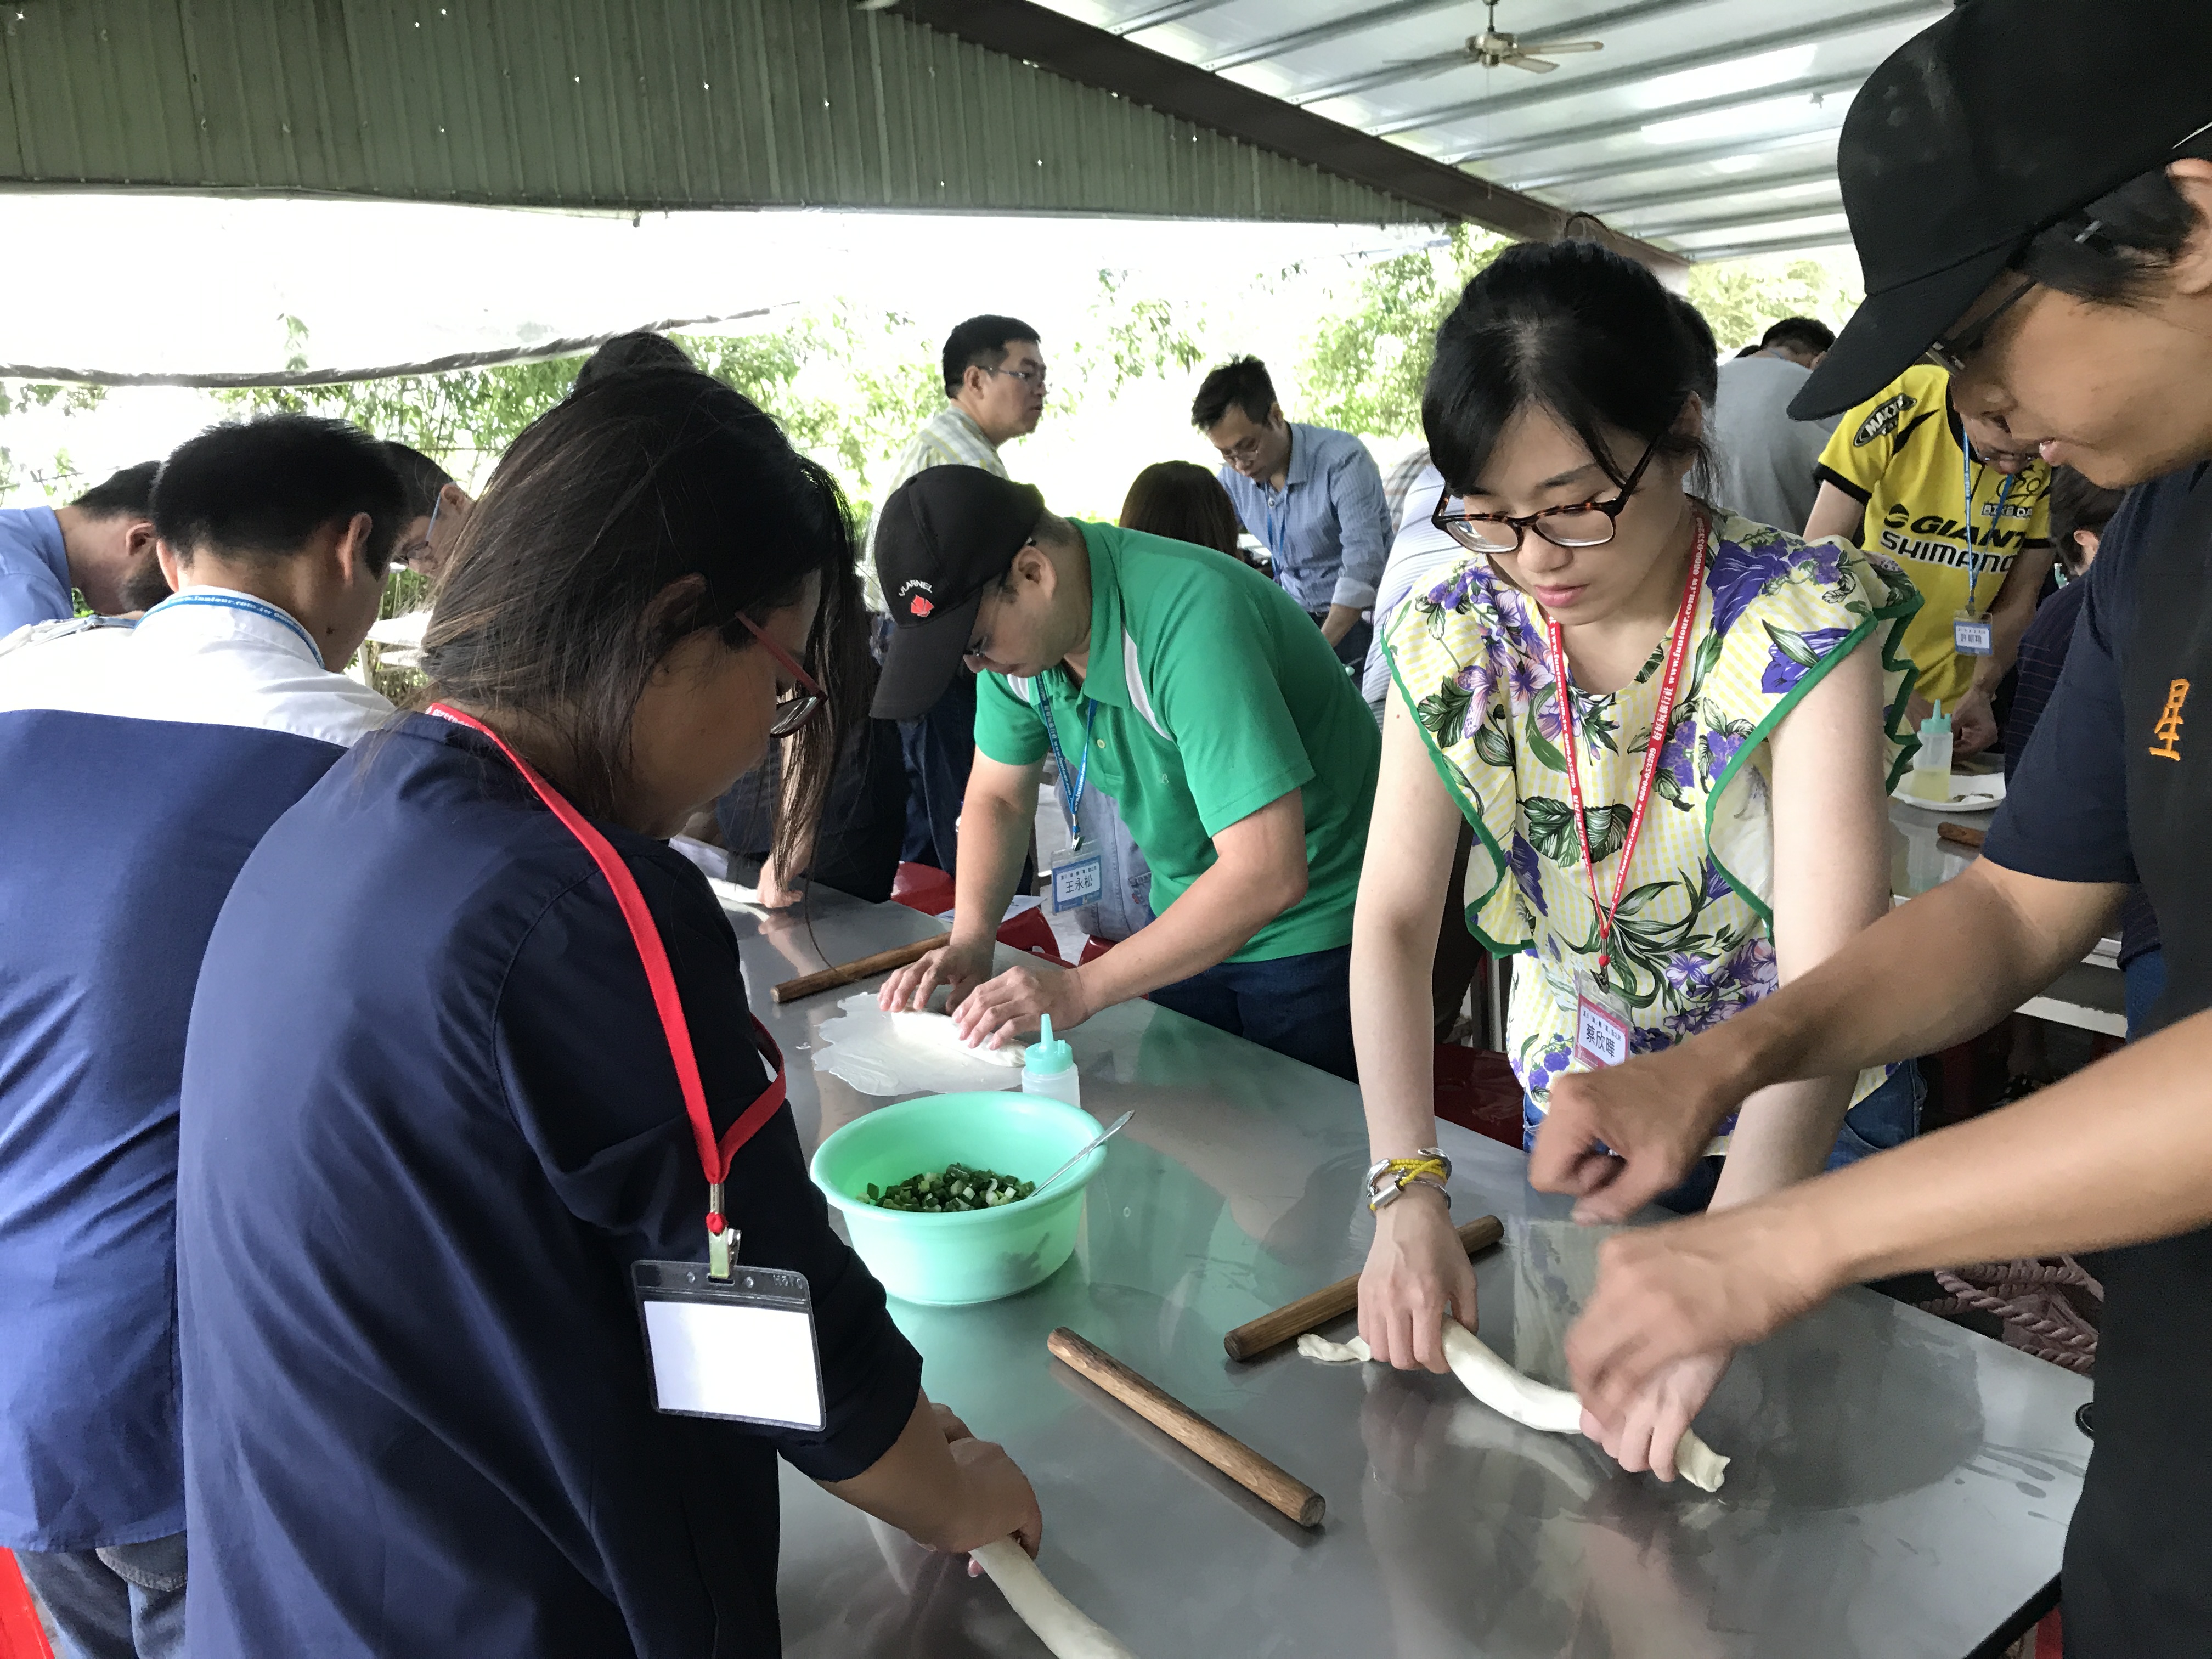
[1195,356,1393,670]
[868,314,1048,878]
[1803,362,2055,755]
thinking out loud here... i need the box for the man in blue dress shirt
[1194,356,1392,669]
[0,461,165,636]
[0,416,399,1659]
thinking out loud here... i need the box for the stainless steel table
[733,891,2091,1659]
[1889,794,2129,1035]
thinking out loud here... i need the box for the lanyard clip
[707,1180,736,1282]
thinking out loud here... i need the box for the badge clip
[707,1180,736,1282]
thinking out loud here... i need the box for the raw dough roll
[1296,1321,1731,1493]
[890,1009,1026,1068]
[970,1539,1138,1658]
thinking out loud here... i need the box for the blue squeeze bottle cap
[1025,1014,1074,1076]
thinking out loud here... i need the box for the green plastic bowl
[810,1091,1105,1306]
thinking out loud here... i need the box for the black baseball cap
[1791,0,2212,421]
[871,466,1045,720]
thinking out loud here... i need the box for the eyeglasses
[394,493,443,570]
[985,365,1048,391]
[729,612,827,737]
[1923,218,2104,376]
[1431,433,1663,556]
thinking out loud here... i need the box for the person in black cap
[1519,2,2212,1648]
[871,465,1381,1079]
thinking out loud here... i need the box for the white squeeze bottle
[1908,698,1954,802]
[1022,1015,1082,1108]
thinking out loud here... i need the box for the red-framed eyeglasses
[730,612,827,738]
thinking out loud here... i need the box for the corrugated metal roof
[1038,0,1944,258]
[0,0,1430,223]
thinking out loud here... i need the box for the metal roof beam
[1627,197,1846,240]
[1499,125,1841,192]
[1365,0,1944,137]
[1684,228,1857,262]
[885,0,1687,268]
[1444,71,1864,165]
[1108,0,1238,35]
[1205,0,1465,73]
[1571,162,1839,217]
[1255,0,1712,100]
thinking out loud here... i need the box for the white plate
[1893,771,2006,814]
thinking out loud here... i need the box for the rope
[1917,1257,2102,1374]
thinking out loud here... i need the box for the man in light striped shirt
[869,315,1048,873]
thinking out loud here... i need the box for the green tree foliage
[1073,269,1207,402]
[1300,224,1509,440]
[1685,256,1861,352]
[0,380,108,498]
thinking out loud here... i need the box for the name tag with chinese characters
[1049,855,1104,913]
[1572,972,1633,1071]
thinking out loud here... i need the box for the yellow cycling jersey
[1815,364,2052,709]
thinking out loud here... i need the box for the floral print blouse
[1382,511,1922,1136]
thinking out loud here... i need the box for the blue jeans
[1149,944,1357,1080]
[15,1532,188,1659]
[2125,948,2166,1040]
[1521,1062,1926,1214]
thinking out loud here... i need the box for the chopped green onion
[865,1161,1037,1213]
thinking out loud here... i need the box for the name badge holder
[1953,449,2018,659]
[1039,692,1105,914]
[428,703,824,1432]
[1546,516,1709,1075]
[1572,970,1634,1071]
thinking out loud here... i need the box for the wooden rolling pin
[1223,1214,1504,1362]
[1046,1327,1325,1528]
[1937,822,1985,851]
[770,932,951,1003]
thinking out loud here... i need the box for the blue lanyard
[1959,444,2017,619]
[1037,693,1097,849]
[143,591,324,666]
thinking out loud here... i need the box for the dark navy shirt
[0,595,388,1552]
[1981,479,2160,885]
[177,714,921,1658]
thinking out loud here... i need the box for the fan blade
[1509,53,1561,72]
[1517,38,1603,54]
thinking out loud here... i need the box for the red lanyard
[1542,515,1709,972]
[428,704,785,1256]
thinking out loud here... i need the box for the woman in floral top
[1351,241,1921,1479]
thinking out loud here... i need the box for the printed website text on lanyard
[1039,694,1098,850]
[1960,442,2018,624]
[1544,514,1710,972]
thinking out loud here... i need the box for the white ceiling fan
[1466,0,1605,74]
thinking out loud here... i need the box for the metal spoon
[1030,1110,1135,1200]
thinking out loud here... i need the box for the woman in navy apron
[173,370,1041,1657]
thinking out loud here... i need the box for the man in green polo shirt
[871,465,1380,1078]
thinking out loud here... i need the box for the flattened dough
[1297,1321,1730,1493]
[971,1540,1139,1658]
[889,1008,1025,1068]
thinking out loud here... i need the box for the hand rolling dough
[889,1008,1025,1068]
[1297,1321,1730,1492]
[971,1539,1139,1658]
